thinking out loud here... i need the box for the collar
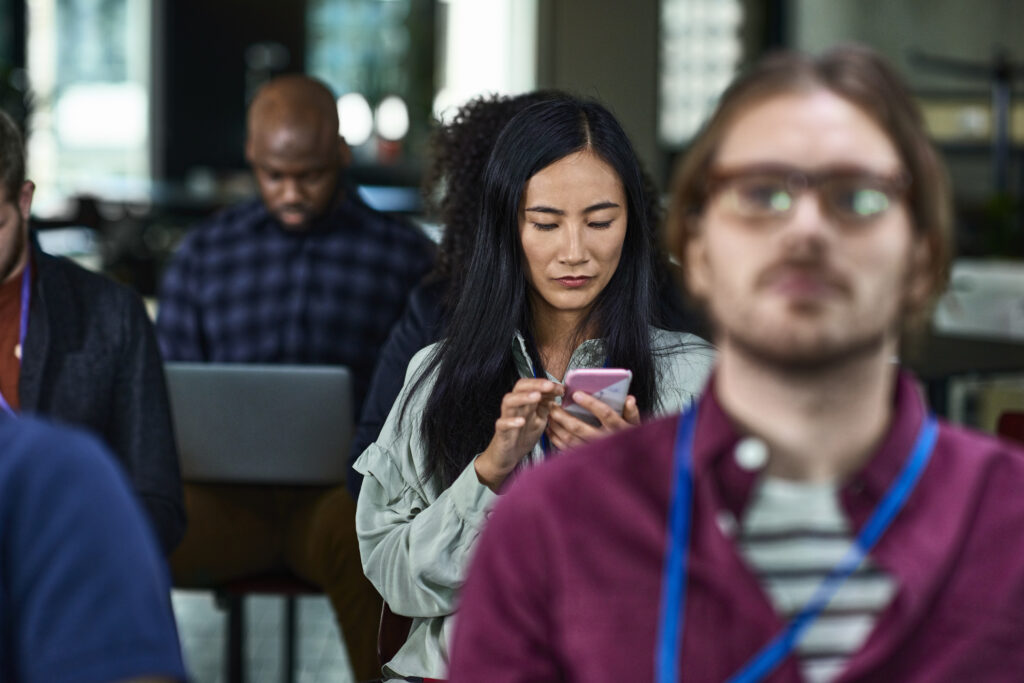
[18,244,55,411]
[511,330,607,381]
[693,369,928,524]
[0,261,24,300]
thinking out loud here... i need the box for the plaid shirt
[156,192,435,411]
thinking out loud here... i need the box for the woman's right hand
[475,378,563,491]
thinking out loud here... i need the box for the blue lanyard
[655,407,939,683]
[531,361,553,454]
[0,260,31,418]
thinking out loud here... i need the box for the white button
[716,510,738,537]
[734,437,769,471]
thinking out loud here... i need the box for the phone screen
[562,368,633,426]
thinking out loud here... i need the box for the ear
[684,218,712,301]
[903,237,934,309]
[337,135,352,169]
[17,181,34,222]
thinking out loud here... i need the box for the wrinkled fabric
[355,328,715,679]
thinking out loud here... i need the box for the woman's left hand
[545,392,640,452]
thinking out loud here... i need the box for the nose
[558,223,588,265]
[780,191,834,254]
[280,177,304,204]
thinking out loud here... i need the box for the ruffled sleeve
[354,344,498,618]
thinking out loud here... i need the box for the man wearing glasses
[448,45,1024,682]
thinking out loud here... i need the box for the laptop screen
[164,363,353,485]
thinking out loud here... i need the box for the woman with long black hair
[354,94,714,681]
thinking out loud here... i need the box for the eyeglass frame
[703,163,913,224]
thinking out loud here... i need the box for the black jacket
[20,246,185,554]
[347,278,446,496]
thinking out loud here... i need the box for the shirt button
[716,510,738,537]
[734,437,769,471]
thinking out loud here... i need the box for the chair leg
[284,596,298,683]
[225,594,246,683]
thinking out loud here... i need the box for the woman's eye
[589,220,613,229]
[532,222,558,231]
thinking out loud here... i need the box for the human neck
[1,246,28,285]
[715,339,899,483]
[530,305,593,382]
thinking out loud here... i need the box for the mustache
[755,258,851,294]
[277,203,311,214]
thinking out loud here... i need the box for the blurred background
[1,0,1023,417]
[4,3,1023,679]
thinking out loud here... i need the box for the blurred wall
[152,0,307,182]
[793,0,1024,91]
[536,0,661,178]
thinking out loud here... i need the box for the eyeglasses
[706,164,911,224]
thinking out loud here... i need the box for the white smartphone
[561,368,633,427]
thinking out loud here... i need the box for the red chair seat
[997,411,1024,445]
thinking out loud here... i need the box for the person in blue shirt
[156,75,433,681]
[0,414,186,683]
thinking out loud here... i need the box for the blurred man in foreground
[449,45,1024,682]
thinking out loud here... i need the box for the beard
[724,320,891,375]
[706,251,910,374]
[0,218,27,284]
[707,288,900,375]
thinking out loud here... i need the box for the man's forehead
[714,90,902,173]
[250,124,337,166]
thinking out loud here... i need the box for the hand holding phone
[561,368,633,427]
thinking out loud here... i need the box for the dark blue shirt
[0,415,186,683]
[156,191,435,410]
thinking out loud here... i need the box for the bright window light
[659,0,743,145]
[337,92,374,146]
[375,95,409,141]
[55,83,148,148]
[434,0,536,122]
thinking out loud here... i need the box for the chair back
[997,411,1024,445]
[378,602,413,669]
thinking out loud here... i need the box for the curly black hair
[422,91,564,296]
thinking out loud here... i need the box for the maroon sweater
[449,371,1024,682]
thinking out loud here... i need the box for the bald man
[245,75,351,231]
[156,75,434,679]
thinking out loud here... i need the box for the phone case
[562,368,633,426]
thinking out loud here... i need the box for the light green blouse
[354,328,715,680]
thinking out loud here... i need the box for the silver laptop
[164,363,352,485]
